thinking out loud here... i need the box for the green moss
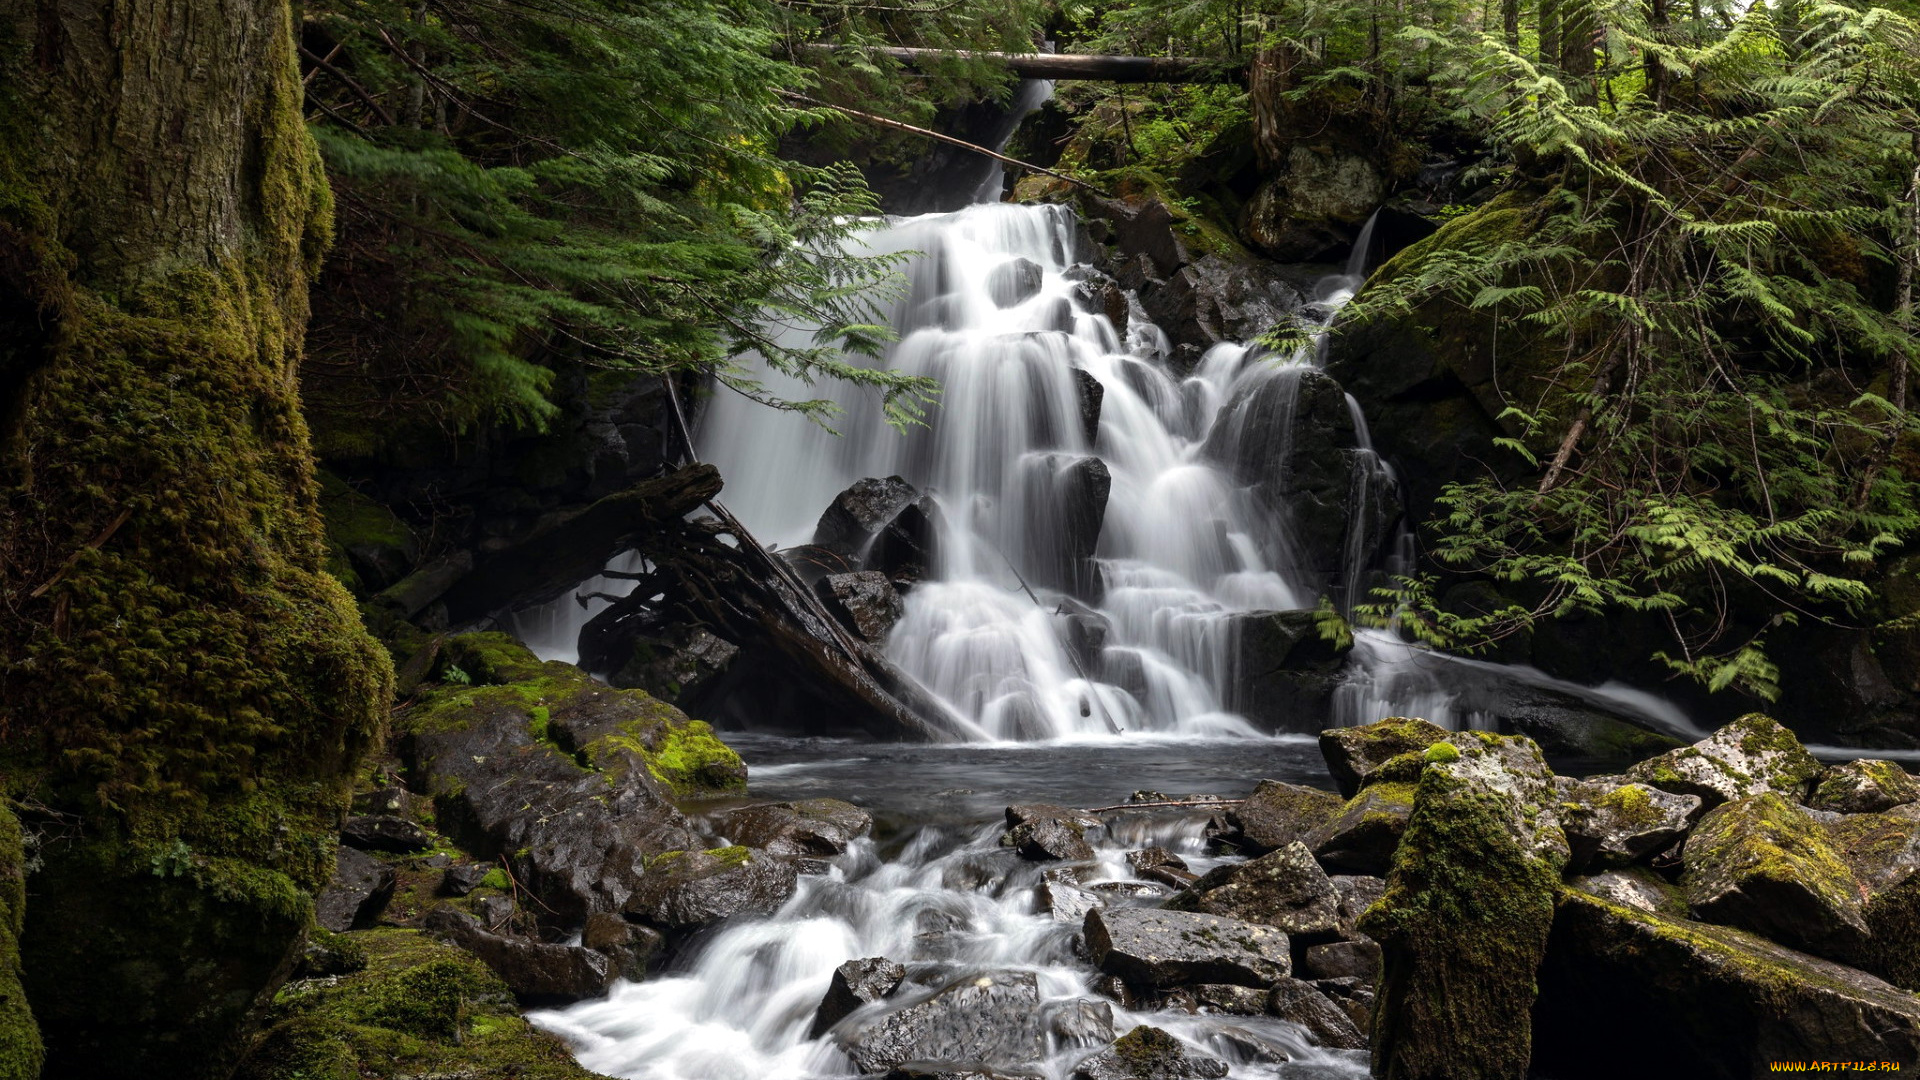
[1423,742,1461,764]
[1681,793,1861,940]
[638,720,747,797]
[316,471,414,595]
[478,868,512,891]
[705,845,752,868]
[1111,1024,1182,1066]
[1591,783,1663,830]
[237,929,603,1080]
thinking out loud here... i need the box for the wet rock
[1569,867,1687,916]
[816,571,906,643]
[1809,759,1920,814]
[1533,887,1920,1075]
[870,496,943,587]
[1302,939,1380,982]
[1189,984,1267,1015]
[1362,732,1569,1080]
[1240,147,1383,262]
[351,785,417,817]
[1090,881,1169,901]
[886,1065,1044,1080]
[1072,368,1105,444]
[1265,977,1365,1050]
[1001,804,1098,862]
[340,814,436,855]
[1167,841,1341,940]
[580,911,663,980]
[1225,613,1353,736]
[1083,907,1291,989]
[315,847,396,932]
[778,543,864,589]
[1040,868,1102,923]
[1302,783,1415,875]
[624,846,798,930]
[439,862,495,897]
[988,257,1045,308]
[1126,849,1195,889]
[1070,1024,1228,1080]
[1474,679,1685,761]
[1318,717,1450,797]
[1044,998,1116,1048]
[1329,874,1387,931]
[1019,454,1110,597]
[1625,712,1822,808]
[1201,1025,1294,1066]
[1067,265,1131,336]
[1312,977,1375,1036]
[811,956,908,1037]
[1681,792,1867,947]
[603,625,739,705]
[423,909,615,1005]
[718,798,872,858]
[840,970,1046,1073]
[1821,810,1920,989]
[815,476,924,558]
[1555,776,1701,871]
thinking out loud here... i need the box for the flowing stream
[529,174,1701,1077]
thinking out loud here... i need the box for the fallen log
[801,45,1247,84]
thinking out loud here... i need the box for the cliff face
[0,0,390,1074]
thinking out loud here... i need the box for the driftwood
[1084,799,1242,813]
[802,45,1246,84]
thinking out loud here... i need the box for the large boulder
[817,571,906,643]
[1083,908,1291,990]
[1001,805,1098,862]
[811,956,907,1037]
[403,635,743,922]
[814,476,923,559]
[315,847,397,932]
[717,799,872,858]
[1555,776,1701,872]
[1017,454,1109,598]
[1069,1025,1228,1080]
[988,258,1044,308]
[1823,809,1920,990]
[1318,717,1450,797]
[339,814,436,855]
[1624,713,1822,809]
[1265,977,1365,1050]
[1533,887,1920,1075]
[1166,841,1341,940]
[1681,793,1866,948]
[1302,782,1417,875]
[839,970,1046,1074]
[1239,145,1385,262]
[1809,759,1920,814]
[1224,613,1353,735]
[423,909,615,1005]
[1360,732,1568,1080]
[623,846,798,930]
[1206,779,1343,856]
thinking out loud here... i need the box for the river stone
[339,814,436,855]
[1019,454,1110,597]
[886,1065,1045,1080]
[1166,841,1341,939]
[624,846,798,929]
[1083,907,1291,989]
[811,956,908,1037]
[1822,810,1920,989]
[1045,998,1117,1048]
[719,799,872,858]
[1189,984,1267,1015]
[1681,792,1867,947]
[1555,775,1701,871]
[1001,804,1098,862]
[439,862,493,897]
[315,846,396,932]
[581,911,663,980]
[1318,717,1450,797]
[1809,759,1920,814]
[988,257,1045,308]
[1532,886,1920,1075]
[815,476,922,558]
[870,495,943,586]
[1569,867,1687,917]
[839,970,1046,1073]
[1624,712,1822,808]
[1362,731,1568,1080]
[1302,939,1380,982]
[1072,368,1105,444]
[1040,868,1102,923]
[1303,783,1415,875]
[817,571,906,643]
[423,909,614,1005]
[1125,848,1187,874]
[1070,1025,1228,1080]
[1211,779,1343,855]
[1265,977,1365,1050]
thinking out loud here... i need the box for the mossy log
[0,0,390,1073]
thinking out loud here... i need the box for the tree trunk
[1540,0,1561,69]
[1249,44,1299,173]
[0,0,389,1074]
[1561,0,1598,96]
[1504,0,1521,51]
[799,45,1243,84]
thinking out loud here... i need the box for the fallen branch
[778,90,1110,197]
[800,45,1244,84]
[1084,798,1241,813]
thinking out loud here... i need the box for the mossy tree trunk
[0,0,391,1076]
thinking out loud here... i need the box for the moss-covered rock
[624,846,799,930]
[1303,781,1418,875]
[1210,778,1344,856]
[1360,731,1568,1080]
[1625,713,1822,809]
[1681,793,1866,950]
[236,928,609,1080]
[1808,758,1920,814]
[1317,717,1451,797]
[0,808,40,1080]
[1822,810,1920,991]
[1554,776,1700,871]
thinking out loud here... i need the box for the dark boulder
[1044,998,1116,1048]
[350,785,417,817]
[717,798,872,858]
[1083,908,1291,989]
[1224,612,1352,734]
[1039,868,1102,923]
[1265,977,1365,1050]
[1188,984,1267,1015]
[1318,717,1449,797]
[870,495,943,587]
[1330,875,1387,936]
[602,625,739,705]
[315,846,396,932]
[1069,1024,1228,1080]
[1568,867,1687,916]
[811,956,907,1037]
[1809,759,1920,814]
[340,814,437,855]
[815,476,923,559]
[1302,939,1380,982]
[580,911,663,980]
[1001,804,1098,862]
[988,258,1045,308]
[1072,368,1105,445]
[816,571,906,643]
[1167,841,1341,940]
[1209,778,1343,855]
[1824,809,1920,989]
[1302,783,1416,875]
[438,862,495,898]
[1555,776,1701,871]
[839,970,1046,1074]
[1018,454,1110,598]
[624,846,798,930]
[424,909,615,1005]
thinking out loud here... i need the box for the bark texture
[0,0,390,1075]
